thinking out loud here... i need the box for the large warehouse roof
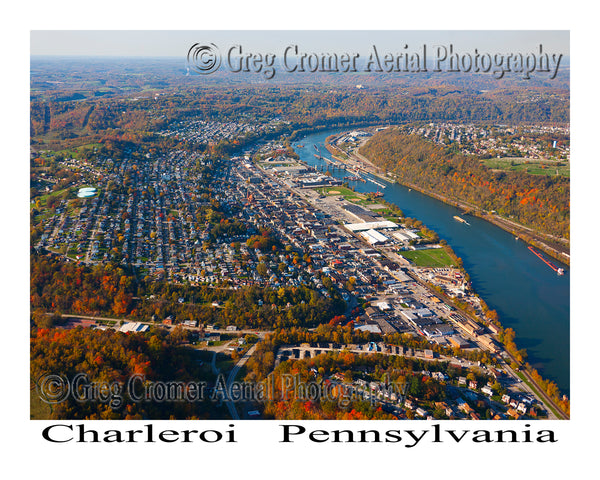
[360,229,389,245]
[344,221,398,232]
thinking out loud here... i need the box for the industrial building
[360,229,389,245]
[447,335,470,349]
[342,203,381,222]
[344,220,399,232]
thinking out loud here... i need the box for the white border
[4,1,598,477]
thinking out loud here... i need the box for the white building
[345,221,398,232]
[360,229,389,245]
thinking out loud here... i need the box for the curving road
[224,344,258,420]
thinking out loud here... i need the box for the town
[31,119,563,420]
[400,122,570,172]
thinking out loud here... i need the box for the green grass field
[482,158,570,177]
[35,186,73,206]
[400,248,456,267]
[315,186,387,207]
[316,185,363,199]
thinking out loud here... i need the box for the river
[292,129,570,396]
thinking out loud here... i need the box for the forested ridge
[360,129,569,239]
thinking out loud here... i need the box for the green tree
[257,262,268,278]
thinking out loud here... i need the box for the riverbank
[297,129,569,397]
[383,177,569,267]
[325,134,570,267]
[320,136,571,416]
[301,155,569,417]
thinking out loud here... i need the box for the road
[224,344,258,420]
[56,313,272,337]
[500,349,569,420]
[208,343,258,420]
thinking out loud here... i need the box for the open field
[400,248,456,267]
[316,185,364,199]
[35,186,74,206]
[56,142,104,158]
[314,186,402,222]
[482,157,570,177]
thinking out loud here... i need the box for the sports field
[316,185,364,200]
[400,248,456,267]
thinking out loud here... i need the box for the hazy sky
[30,30,569,57]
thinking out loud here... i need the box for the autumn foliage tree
[30,327,224,420]
[360,129,569,239]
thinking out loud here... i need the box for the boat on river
[528,246,565,275]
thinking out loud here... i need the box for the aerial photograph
[29,30,571,423]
